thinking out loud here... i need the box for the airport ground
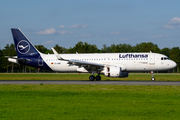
[0,85,180,120]
[0,73,180,119]
[0,73,180,81]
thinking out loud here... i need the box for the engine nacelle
[103,66,129,78]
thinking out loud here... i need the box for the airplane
[7,28,177,81]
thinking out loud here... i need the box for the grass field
[0,73,180,119]
[0,73,180,81]
[0,85,180,120]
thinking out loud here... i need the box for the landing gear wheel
[151,71,155,81]
[96,76,101,81]
[151,77,155,81]
[89,75,95,81]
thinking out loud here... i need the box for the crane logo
[17,40,30,54]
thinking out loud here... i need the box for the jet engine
[103,66,129,78]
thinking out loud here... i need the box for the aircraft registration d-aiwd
[8,28,177,81]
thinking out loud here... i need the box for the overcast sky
[1,0,180,50]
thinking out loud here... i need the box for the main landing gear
[151,71,155,81]
[89,74,101,81]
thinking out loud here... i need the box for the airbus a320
[8,28,177,81]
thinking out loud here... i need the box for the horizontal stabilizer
[5,56,28,62]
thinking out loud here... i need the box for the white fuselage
[41,53,176,72]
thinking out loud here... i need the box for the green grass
[0,73,180,81]
[0,85,180,120]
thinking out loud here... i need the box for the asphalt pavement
[0,80,180,85]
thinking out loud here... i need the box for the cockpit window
[161,57,170,60]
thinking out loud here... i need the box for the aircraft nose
[171,61,177,69]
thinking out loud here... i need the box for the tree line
[0,41,179,73]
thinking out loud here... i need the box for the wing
[68,59,104,72]
[51,48,105,73]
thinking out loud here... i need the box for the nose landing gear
[151,71,155,81]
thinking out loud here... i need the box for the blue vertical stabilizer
[10,28,51,70]
[11,28,40,57]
